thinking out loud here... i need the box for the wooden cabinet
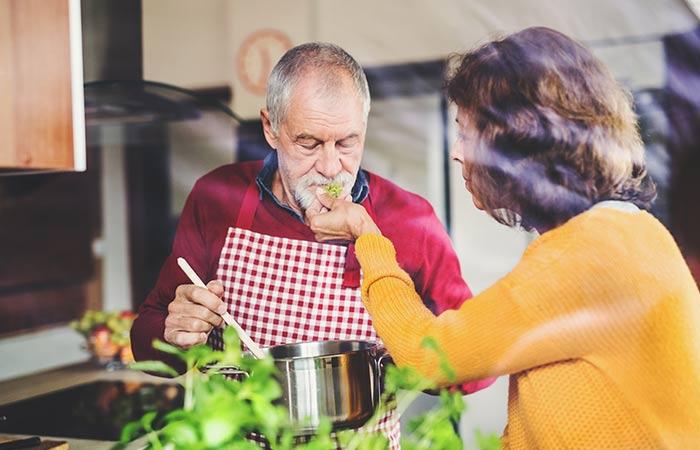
[0,169,100,334]
[0,0,85,171]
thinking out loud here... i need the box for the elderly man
[131,42,489,447]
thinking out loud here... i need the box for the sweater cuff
[356,234,414,302]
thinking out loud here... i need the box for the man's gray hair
[266,42,371,134]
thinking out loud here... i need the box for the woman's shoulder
[569,207,670,246]
[524,207,677,271]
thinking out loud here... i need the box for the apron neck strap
[235,179,260,230]
[363,191,378,223]
[342,191,377,289]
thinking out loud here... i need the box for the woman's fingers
[315,189,336,209]
[306,187,381,241]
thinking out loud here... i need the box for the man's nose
[315,143,342,178]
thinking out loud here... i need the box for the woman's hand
[306,188,381,242]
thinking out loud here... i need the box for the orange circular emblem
[236,29,293,96]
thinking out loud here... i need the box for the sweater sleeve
[356,232,623,386]
[415,211,497,393]
[130,181,210,372]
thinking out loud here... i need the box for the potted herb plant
[117,328,500,450]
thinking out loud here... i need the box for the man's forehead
[289,70,363,108]
[278,72,367,138]
[283,101,366,138]
[289,86,362,114]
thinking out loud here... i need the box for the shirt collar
[255,151,370,221]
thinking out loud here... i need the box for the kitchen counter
[0,362,178,449]
[0,434,112,450]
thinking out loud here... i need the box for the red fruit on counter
[90,325,119,359]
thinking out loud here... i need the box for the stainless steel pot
[218,340,392,434]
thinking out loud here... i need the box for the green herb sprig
[324,182,343,199]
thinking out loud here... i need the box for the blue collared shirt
[255,152,370,222]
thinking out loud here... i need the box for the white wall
[142,0,231,88]
[363,94,447,221]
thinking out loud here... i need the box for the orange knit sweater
[356,208,700,449]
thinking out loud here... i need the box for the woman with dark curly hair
[307,27,700,449]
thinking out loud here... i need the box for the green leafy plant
[117,328,500,449]
[115,328,333,450]
[336,337,470,450]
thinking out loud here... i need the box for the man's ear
[260,108,278,149]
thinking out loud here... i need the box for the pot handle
[372,345,394,401]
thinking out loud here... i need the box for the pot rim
[264,339,381,362]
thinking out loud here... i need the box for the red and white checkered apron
[209,179,400,449]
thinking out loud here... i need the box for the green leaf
[421,337,456,382]
[163,409,191,423]
[400,439,419,450]
[475,429,501,450]
[228,441,262,450]
[384,365,435,393]
[162,421,200,448]
[201,415,238,448]
[145,429,164,450]
[119,420,142,443]
[140,411,158,431]
[439,390,465,421]
[299,423,335,450]
[128,361,179,378]
[222,326,240,346]
[152,339,185,356]
[183,344,217,368]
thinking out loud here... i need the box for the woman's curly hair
[446,27,656,231]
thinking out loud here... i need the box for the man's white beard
[292,171,356,211]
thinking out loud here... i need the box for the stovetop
[0,380,183,441]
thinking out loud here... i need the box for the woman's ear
[260,108,278,149]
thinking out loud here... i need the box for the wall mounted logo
[236,29,293,96]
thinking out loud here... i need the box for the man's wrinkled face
[262,72,366,212]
